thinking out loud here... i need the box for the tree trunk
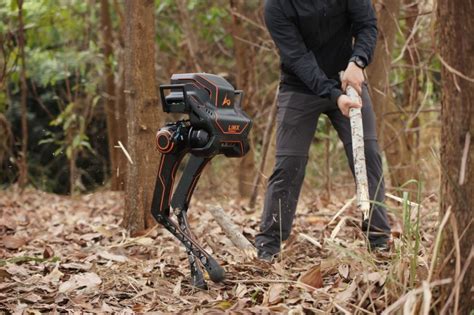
[0,114,13,168]
[100,0,125,190]
[122,0,160,234]
[230,0,256,198]
[366,0,403,188]
[437,0,474,312]
[17,0,28,188]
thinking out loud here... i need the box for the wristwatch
[349,56,366,69]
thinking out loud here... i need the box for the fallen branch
[299,233,323,249]
[209,206,256,258]
[326,196,355,228]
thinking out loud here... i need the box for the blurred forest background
[0,0,472,313]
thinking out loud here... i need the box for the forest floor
[0,185,440,314]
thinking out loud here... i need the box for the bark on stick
[346,85,370,219]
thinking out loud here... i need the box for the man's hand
[337,94,362,117]
[341,62,365,94]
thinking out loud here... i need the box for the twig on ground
[326,196,356,227]
[299,233,323,249]
[209,206,256,258]
[330,216,348,240]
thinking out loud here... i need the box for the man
[256,0,391,261]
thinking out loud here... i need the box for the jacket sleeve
[264,1,342,103]
[348,0,378,65]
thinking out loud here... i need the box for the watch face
[351,57,365,69]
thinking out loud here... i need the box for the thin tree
[437,0,474,312]
[229,0,257,198]
[100,0,126,190]
[17,0,28,187]
[111,0,128,191]
[122,0,160,234]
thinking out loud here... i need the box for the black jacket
[264,0,378,103]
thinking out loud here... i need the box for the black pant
[255,85,391,255]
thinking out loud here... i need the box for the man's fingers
[355,83,362,95]
[341,80,348,92]
[350,101,362,108]
[342,107,349,117]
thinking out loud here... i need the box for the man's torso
[268,0,354,92]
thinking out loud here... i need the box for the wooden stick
[326,196,356,227]
[343,78,370,220]
[385,192,424,209]
[299,232,323,249]
[209,206,256,258]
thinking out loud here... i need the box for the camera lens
[190,129,209,148]
[156,129,175,153]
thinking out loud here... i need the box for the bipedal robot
[151,73,252,289]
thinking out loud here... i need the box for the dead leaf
[0,217,17,230]
[134,237,154,246]
[243,227,256,237]
[101,301,114,312]
[6,264,30,277]
[43,245,54,259]
[235,283,247,299]
[216,300,233,310]
[267,283,284,305]
[268,304,290,313]
[298,264,323,289]
[2,235,27,249]
[61,262,92,271]
[94,225,114,237]
[22,292,42,303]
[365,271,387,286]
[307,216,327,224]
[79,233,102,241]
[98,251,128,262]
[132,303,145,313]
[338,264,350,280]
[0,266,11,280]
[272,262,287,277]
[321,257,339,275]
[335,281,357,302]
[172,277,182,297]
[43,266,64,285]
[58,272,101,293]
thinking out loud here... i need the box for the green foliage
[44,102,94,160]
[1,0,106,193]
